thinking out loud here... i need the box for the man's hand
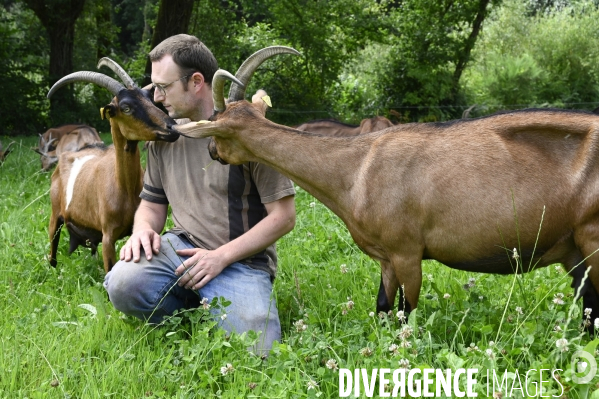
[120,229,161,262]
[175,248,227,290]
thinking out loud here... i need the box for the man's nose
[153,88,165,102]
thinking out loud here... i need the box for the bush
[463,0,599,114]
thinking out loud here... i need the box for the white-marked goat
[47,58,180,273]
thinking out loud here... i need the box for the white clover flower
[515,307,523,315]
[489,341,495,347]
[340,264,348,273]
[584,308,592,318]
[555,338,569,352]
[595,318,599,329]
[486,349,495,360]
[493,391,503,399]
[294,319,308,332]
[325,359,338,370]
[400,340,412,349]
[220,363,235,376]
[398,325,413,340]
[359,347,373,357]
[369,311,375,317]
[554,325,563,332]
[389,343,399,355]
[346,298,354,310]
[201,297,211,310]
[443,293,451,299]
[398,358,410,369]
[467,343,479,352]
[512,248,519,260]
[309,202,316,208]
[552,293,565,305]
[220,313,227,321]
[307,379,318,390]
[396,310,406,322]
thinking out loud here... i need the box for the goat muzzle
[208,138,228,165]
[155,127,180,142]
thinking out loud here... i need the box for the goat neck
[176,98,364,218]
[109,121,143,195]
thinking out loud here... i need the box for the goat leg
[377,260,400,313]
[49,215,64,268]
[101,233,117,273]
[389,253,422,316]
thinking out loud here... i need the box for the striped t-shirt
[140,136,295,277]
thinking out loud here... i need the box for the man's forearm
[133,200,168,234]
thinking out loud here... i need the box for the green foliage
[463,0,599,115]
[0,2,49,135]
[186,0,383,125]
[1,138,599,396]
[2,143,599,396]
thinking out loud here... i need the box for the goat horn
[228,46,301,102]
[212,69,245,113]
[47,71,125,99]
[97,57,137,88]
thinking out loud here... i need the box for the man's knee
[104,260,142,314]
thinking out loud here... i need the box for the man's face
[151,55,197,120]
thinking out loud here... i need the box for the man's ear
[191,72,205,90]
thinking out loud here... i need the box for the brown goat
[36,125,103,171]
[35,124,87,170]
[176,72,599,329]
[47,60,180,273]
[294,116,394,136]
[0,141,14,164]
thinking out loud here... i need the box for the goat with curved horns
[176,71,599,330]
[47,58,181,273]
[35,125,102,171]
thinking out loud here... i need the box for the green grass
[0,134,598,398]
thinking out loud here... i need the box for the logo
[571,350,597,384]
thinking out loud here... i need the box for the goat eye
[120,104,131,114]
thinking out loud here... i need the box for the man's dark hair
[149,34,219,85]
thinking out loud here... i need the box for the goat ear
[100,104,115,120]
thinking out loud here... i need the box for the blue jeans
[103,233,281,354]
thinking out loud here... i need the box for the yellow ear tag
[261,95,272,107]
[100,107,105,120]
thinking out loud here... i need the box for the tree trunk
[451,0,492,100]
[24,0,86,124]
[142,0,195,86]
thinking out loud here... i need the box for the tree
[23,0,86,124]
[378,0,501,121]
[142,0,194,85]
[0,2,49,135]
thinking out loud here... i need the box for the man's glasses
[152,74,192,96]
